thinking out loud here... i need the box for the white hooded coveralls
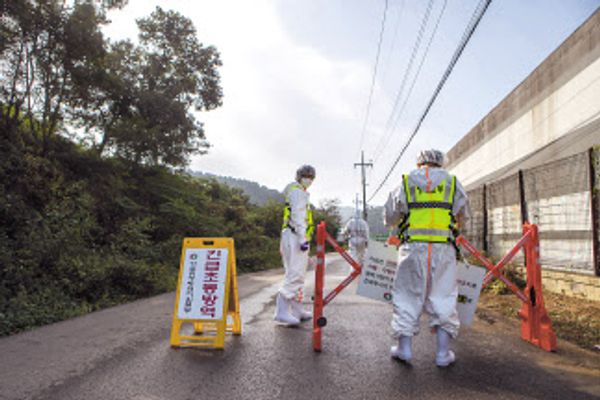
[384,167,470,339]
[279,182,311,300]
[342,215,369,267]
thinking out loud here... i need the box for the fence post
[518,170,529,267]
[588,147,600,276]
[482,183,488,253]
[518,169,528,224]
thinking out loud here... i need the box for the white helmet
[296,165,316,181]
[416,149,444,167]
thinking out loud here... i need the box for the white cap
[296,165,316,181]
[416,149,444,167]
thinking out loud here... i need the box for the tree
[313,198,342,240]
[0,0,125,151]
[89,7,223,167]
[1,2,222,168]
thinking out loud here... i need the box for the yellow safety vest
[282,183,315,238]
[399,174,456,243]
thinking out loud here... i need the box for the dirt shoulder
[477,289,600,354]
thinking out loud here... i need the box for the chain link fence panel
[461,148,598,275]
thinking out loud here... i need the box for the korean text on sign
[177,248,229,320]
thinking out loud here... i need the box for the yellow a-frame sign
[170,237,241,349]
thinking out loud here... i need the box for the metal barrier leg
[458,225,556,352]
[311,221,362,352]
[519,224,557,351]
[313,222,326,352]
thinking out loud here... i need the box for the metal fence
[463,148,599,276]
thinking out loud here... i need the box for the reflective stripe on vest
[403,174,456,243]
[282,183,315,238]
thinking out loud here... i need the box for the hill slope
[192,172,283,206]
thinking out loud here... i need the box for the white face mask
[300,178,313,189]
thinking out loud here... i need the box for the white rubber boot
[290,300,312,321]
[390,336,412,362]
[274,293,300,325]
[435,328,456,367]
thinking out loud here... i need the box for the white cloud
[103,0,597,207]
[178,1,373,200]
[103,0,376,203]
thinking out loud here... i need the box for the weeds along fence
[462,147,600,276]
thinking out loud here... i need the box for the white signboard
[177,248,229,320]
[456,262,486,326]
[356,240,398,303]
[357,242,486,326]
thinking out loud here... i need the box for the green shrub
[0,131,289,335]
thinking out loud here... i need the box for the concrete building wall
[450,57,600,187]
[445,10,600,297]
[447,10,600,186]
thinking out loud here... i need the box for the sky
[103,0,599,207]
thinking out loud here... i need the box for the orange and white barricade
[313,221,362,352]
[456,222,556,352]
[313,221,557,352]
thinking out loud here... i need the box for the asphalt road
[1,255,599,400]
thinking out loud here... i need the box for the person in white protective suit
[383,149,470,367]
[342,209,369,271]
[274,165,316,326]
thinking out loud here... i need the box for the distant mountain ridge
[191,171,284,206]
[190,171,388,235]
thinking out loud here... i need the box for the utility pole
[354,151,373,220]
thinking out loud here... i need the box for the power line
[381,0,407,83]
[357,0,389,156]
[383,0,435,132]
[373,0,448,164]
[370,0,491,201]
[368,0,493,202]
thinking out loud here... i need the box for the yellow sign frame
[170,237,241,349]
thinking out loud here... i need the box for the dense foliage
[0,127,341,336]
[0,1,341,336]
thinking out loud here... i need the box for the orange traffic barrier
[456,222,556,352]
[386,235,402,247]
[314,220,556,353]
[313,221,362,352]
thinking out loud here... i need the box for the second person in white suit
[341,209,369,271]
[274,165,316,326]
